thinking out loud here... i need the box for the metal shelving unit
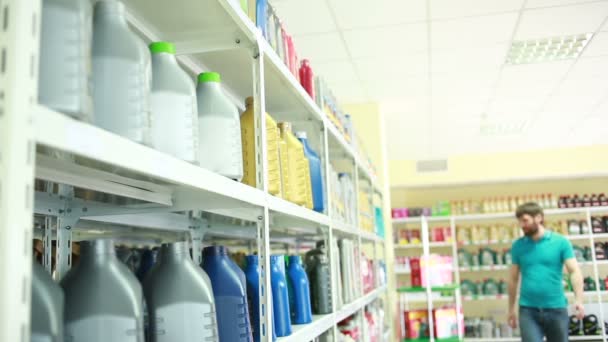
[394,206,608,342]
[0,0,389,341]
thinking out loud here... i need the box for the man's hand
[574,301,585,320]
[508,311,517,329]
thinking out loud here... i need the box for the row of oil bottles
[31,239,341,342]
[39,0,325,212]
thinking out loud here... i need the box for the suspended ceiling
[271,0,608,160]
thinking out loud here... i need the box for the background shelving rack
[0,0,389,341]
[393,206,608,341]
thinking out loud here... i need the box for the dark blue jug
[296,132,325,213]
[287,255,313,324]
[202,246,253,342]
[270,255,292,337]
[245,255,276,342]
[136,248,158,281]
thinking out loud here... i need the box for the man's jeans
[519,306,569,342]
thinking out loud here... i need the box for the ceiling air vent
[416,159,448,173]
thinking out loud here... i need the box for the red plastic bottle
[299,59,315,100]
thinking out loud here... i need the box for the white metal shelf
[395,241,452,250]
[466,336,605,341]
[393,206,608,225]
[276,314,334,342]
[335,286,387,323]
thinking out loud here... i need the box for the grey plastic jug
[61,239,145,342]
[196,72,243,180]
[39,0,93,122]
[143,242,218,341]
[92,0,151,145]
[31,261,64,342]
[149,42,199,163]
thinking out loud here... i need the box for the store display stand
[0,0,391,341]
[397,216,464,342]
[394,207,608,341]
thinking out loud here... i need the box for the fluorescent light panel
[506,33,593,65]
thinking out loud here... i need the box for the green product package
[479,248,497,266]
[498,279,508,295]
[482,278,499,295]
[460,280,477,296]
[573,246,586,262]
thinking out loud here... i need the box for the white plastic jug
[92,0,151,145]
[39,0,93,122]
[148,42,198,163]
[196,72,243,180]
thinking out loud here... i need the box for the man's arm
[507,264,520,328]
[565,257,585,319]
[508,264,520,313]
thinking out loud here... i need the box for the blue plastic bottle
[202,246,253,342]
[296,132,325,213]
[245,255,277,342]
[287,255,312,324]
[270,255,292,337]
[256,0,268,40]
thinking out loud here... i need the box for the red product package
[403,310,430,339]
[410,257,421,287]
[432,227,445,242]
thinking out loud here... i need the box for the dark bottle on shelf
[571,194,580,208]
[591,194,600,207]
[558,196,567,209]
[582,194,591,207]
[599,193,608,207]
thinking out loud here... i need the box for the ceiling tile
[568,55,608,79]
[344,23,428,59]
[272,0,336,35]
[431,13,519,50]
[328,0,427,30]
[526,0,608,9]
[430,0,524,20]
[292,32,349,62]
[581,32,608,57]
[355,53,428,81]
[381,97,430,116]
[431,43,509,74]
[515,2,608,40]
[499,60,573,85]
[432,72,498,98]
[366,76,430,101]
[494,80,557,98]
[486,97,545,117]
[312,60,358,83]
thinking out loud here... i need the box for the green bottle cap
[149,41,175,54]
[198,72,221,83]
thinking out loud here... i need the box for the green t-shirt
[511,231,574,308]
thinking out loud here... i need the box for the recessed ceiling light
[506,33,593,65]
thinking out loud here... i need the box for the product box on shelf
[410,255,454,288]
[433,306,463,339]
[402,309,430,339]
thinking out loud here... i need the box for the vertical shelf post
[587,208,606,340]
[253,40,272,342]
[0,0,41,340]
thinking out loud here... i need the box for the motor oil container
[478,248,497,266]
[244,255,276,342]
[482,279,499,295]
[296,132,325,213]
[287,255,312,324]
[92,0,151,144]
[241,97,281,195]
[304,242,332,314]
[135,248,158,281]
[149,42,198,163]
[201,246,253,342]
[270,255,292,336]
[39,0,92,122]
[61,239,145,341]
[31,261,64,342]
[277,122,308,206]
[143,242,218,341]
[277,127,290,201]
[197,73,244,180]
